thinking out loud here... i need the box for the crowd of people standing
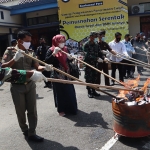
[0,29,150,143]
[83,30,150,98]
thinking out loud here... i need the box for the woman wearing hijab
[45,35,77,116]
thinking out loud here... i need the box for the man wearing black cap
[96,30,116,86]
[84,31,104,98]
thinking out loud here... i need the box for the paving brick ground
[0,68,150,150]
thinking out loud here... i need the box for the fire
[117,75,140,98]
[117,75,150,102]
[140,78,150,94]
[117,90,129,99]
[122,75,140,88]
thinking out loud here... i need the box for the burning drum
[112,99,150,137]
[112,75,150,137]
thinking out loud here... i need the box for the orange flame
[117,75,140,98]
[117,90,129,99]
[122,75,140,88]
[140,78,150,94]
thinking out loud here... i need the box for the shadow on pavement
[94,95,112,103]
[118,136,150,150]
[65,110,110,129]
[25,138,79,150]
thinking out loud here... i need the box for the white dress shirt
[109,40,128,62]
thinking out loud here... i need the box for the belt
[12,80,32,85]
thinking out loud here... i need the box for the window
[27,14,59,26]
[0,11,4,19]
[48,14,59,23]
[38,16,48,24]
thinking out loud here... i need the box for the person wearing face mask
[96,30,116,86]
[45,34,78,117]
[133,32,148,75]
[83,31,105,98]
[2,30,53,142]
[109,32,129,85]
[36,38,52,88]
[121,34,135,79]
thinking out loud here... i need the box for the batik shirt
[83,41,99,83]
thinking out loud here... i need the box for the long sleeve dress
[45,49,78,115]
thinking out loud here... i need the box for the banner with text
[58,0,128,52]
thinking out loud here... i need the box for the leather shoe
[28,135,44,142]
[23,130,28,137]
[88,94,94,98]
[93,92,101,97]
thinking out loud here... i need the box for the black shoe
[23,130,28,137]
[93,92,101,97]
[88,94,94,98]
[44,85,48,88]
[92,90,101,97]
[28,135,44,142]
[87,89,93,98]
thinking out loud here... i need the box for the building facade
[128,0,150,38]
[0,0,150,57]
[0,0,59,56]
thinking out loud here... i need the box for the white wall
[0,0,19,6]
[26,8,58,18]
[0,9,22,25]
[129,16,140,36]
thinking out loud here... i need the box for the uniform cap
[89,31,97,36]
[98,30,106,35]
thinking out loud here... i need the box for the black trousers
[122,60,135,76]
[96,62,110,85]
[111,60,124,82]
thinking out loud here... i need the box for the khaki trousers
[10,81,37,136]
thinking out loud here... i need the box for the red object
[112,100,150,137]
[50,35,68,71]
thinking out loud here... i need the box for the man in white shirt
[109,32,129,85]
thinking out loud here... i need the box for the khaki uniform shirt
[2,46,38,81]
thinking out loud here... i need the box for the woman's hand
[52,47,61,56]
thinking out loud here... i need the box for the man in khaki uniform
[2,30,52,142]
